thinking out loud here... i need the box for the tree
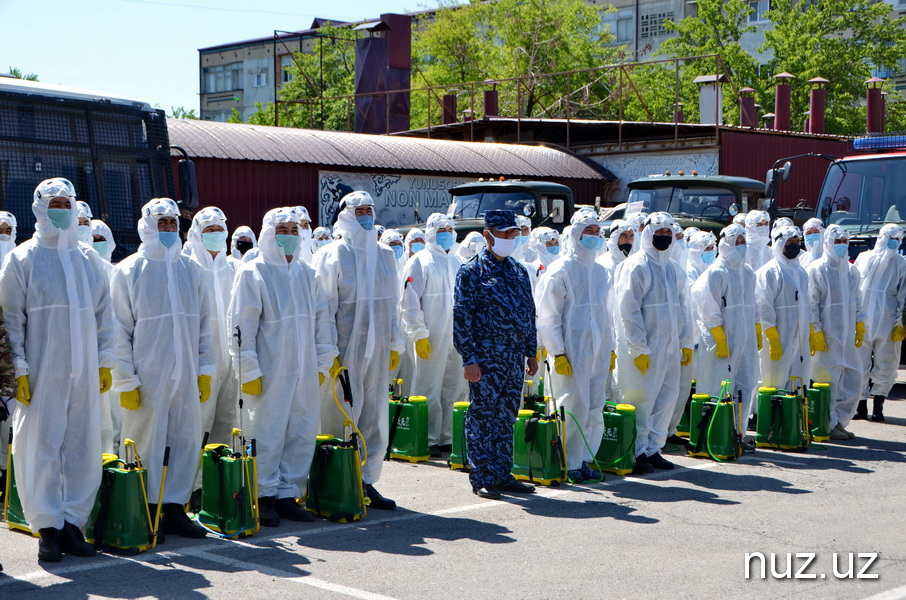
[7,66,38,81]
[168,106,198,119]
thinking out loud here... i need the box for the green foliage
[7,66,38,81]
[169,106,199,119]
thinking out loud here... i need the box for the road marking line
[860,583,906,600]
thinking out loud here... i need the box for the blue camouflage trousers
[465,349,524,488]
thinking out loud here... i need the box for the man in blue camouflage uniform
[453,210,539,499]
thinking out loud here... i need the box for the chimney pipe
[807,77,828,134]
[693,74,727,125]
[773,72,795,131]
[762,112,775,130]
[866,77,884,133]
[739,87,756,128]
[442,94,457,124]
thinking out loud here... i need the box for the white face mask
[489,234,517,257]
[0,234,10,243]
[77,225,93,244]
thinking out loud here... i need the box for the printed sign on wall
[592,150,720,206]
[319,171,475,229]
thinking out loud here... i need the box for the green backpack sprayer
[305,367,367,523]
[807,382,832,442]
[195,428,259,538]
[593,403,637,476]
[3,427,33,536]
[755,379,811,451]
[675,380,695,438]
[448,401,470,471]
[386,378,429,463]
[687,381,743,462]
[511,380,567,486]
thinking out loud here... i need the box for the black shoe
[853,399,868,420]
[632,453,654,475]
[748,414,757,431]
[429,444,442,458]
[274,497,315,522]
[258,496,280,527]
[162,503,207,538]
[189,488,202,513]
[579,462,604,482]
[60,522,96,557]
[38,527,62,562]
[871,396,885,422]
[438,444,453,453]
[648,452,675,470]
[364,483,396,510]
[472,485,501,500]
[497,479,536,494]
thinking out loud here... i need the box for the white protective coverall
[90,218,119,454]
[229,207,336,500]
[229,226,258,264]
[405,228,426,259]
[614,212,692,457]
[313,192,404,484]
[400,213,466,447]
[455,231,486,264]
[746,210,772,272]
[855,224,906,398]
[0,178,116,530]
[692,224,759,417]
[685,230,715,287]
[76,201,93,245]
[526,227,560,278]
[807,224,866,428]
[0,211,18,267]
[799,218,825,269]
[292,206,315,266]
[111,198,215,505]
[380,229,407,278]
[598,220,632,277]
[755,226,813,394]
[513,215,532,263]
[536,211,613,469]
[312,226,333,255]
[624,212,648,254]
[381,228,410,395]
[184,207,238,448]
[668,224,697,435]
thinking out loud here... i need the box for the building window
[748,0,770,22]
[202,62,242,93]
[251,72,267,88]
[616,17,633,42]
[281,55,295,84]
[639,12,674,38]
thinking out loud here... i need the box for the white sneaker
[838,424,855,439]
[829,424,849,441]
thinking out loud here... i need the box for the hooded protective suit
[0,211,18,267]
[512,215,532,263]
[229,207,337,500]
[806,225,866,429]
[685,230,715,287]
[312,226,332,254]
[400,213,466,447]
[614,212,692,458]
[692,224,759,416]
[90,219,116,266]
[292,206,315,266]
[755,225,813,395]
[624,212,648,254]
[76,201,94,245]
[382,228,411,395]
[111,198,215,505]
[598,220,632,277]
[456,231,487,264]
[526,227,560,277]
[855,224,906,399]
[405,228,426,259]
[380,229,406,278]
[536,211,613,470]
[229,226,258,264]
[0,177,116,531]
[184,207,238,448]
[90,218,119,454]
[313,191,404,484]
[746,210,772,272]
[799,218,825,269]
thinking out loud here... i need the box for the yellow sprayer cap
[454,401,471,409]
[204,443,229,452]
[232,428,242,436]
[615,404,635,413]
[518,409,536,418]
[408,395,427,404]
[102,453,119,464]
[316,434,333,442]
[813,382,830,388]
[692,394,711,400]
[758,386,777,393]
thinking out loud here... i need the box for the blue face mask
[46,208,71,230]
[392,244,404,259]
[701,250,716,264]
[317,239,330,248]
[159,231,179,248]
[833,244,848,258]
[93,241,109,256]
[202,231,228,252]
[805,232,821,248]
[436,231,454,251]
[275,234,299,256]
[735,244,747,257]
[356,215,374,231]
[887,238,900,250]
[580,235,603,251]
[546,245,560,256]
[411,242,425,253]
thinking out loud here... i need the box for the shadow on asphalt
[668,466,810,494]
[608,481,740,506]
[172,537,311,577]
[514,494,659,524]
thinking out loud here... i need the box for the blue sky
[1,0,429,114]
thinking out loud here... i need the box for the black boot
[364,483,396,510]
[853,400,868,420]
[871,396,886,422]
[38,527,62,562]
[258,496,280,527]
[60,522,96,557]
[162,503,207,538]
[274,497,315,522]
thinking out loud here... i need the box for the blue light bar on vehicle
[853,135,906,151]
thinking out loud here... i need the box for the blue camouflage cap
[484,209,520,231]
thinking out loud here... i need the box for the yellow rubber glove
[765,326,782,361]
[242,377,262,396]
[855,321,865,348]
[893,325,905,342]
[681,347,693,367]
[809,324,828,356]
[610,351,616,373]
[198,375,211,403]
[329,357,342,379]
[415,338,432,360]
[16,375,30,406]
[99,368,112,394]
[319,373,325,386]
[389,350,400,371]
[120,388,140,410]
[553,354,572,376]
[634,354,650,375]
[756,323,763,351]
[710,325,729,359]
[536,348,542,362]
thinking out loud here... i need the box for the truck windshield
[447,191,534,219]
[625,186,737,223]
[817,156,906,234]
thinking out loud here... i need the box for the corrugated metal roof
[167,119,609,180]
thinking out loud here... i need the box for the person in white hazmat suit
[685,230,716,286]
[76,201,94,245]
[854,224,906,422]
[536,211,613,483]
[0,211,17,266]
[455,231,486,264]
[598,220,634,276]
[0,177,116,561]
[614,212,693,474]
[313,191,404,510]
[746,210,772,272]
[313,226,332,254]
[380,228,407,277]
[405,228,426,258]
[692,224,758,446]
[0,210,17,486]
[799,218,825,270]
[90,219,116,269]
[229,226,257,263]
[526,227,560,278]
[382,228,411,396]
[90,219,120,455]
[184,207,238,454]
[292,206,315,265]
[400,213,467,456]
[755,226,815,405]
[512,215,532,263]
[230,207,337,526]
[111,198,213,540]
[806,224,866,440]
